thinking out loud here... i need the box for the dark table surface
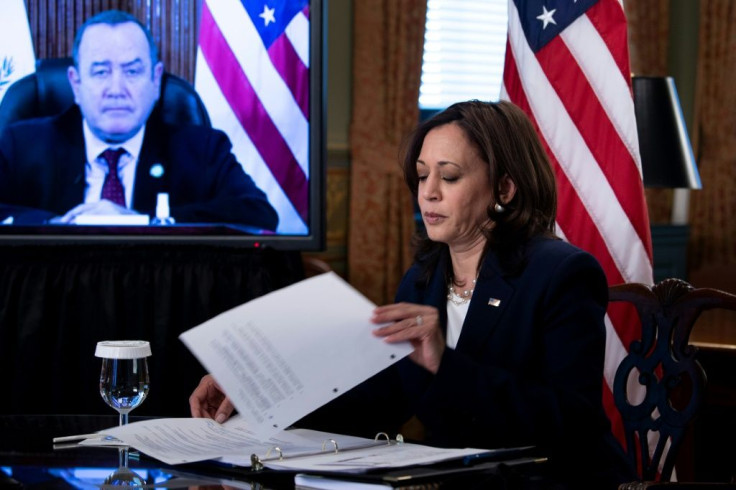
[0,415,555,489]
[0,414,295,489]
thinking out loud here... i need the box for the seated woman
[190,100,636,489]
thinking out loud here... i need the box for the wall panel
[24,0,199,82]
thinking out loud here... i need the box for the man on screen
[0,10,278,229]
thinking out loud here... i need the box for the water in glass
[96,340,151,426]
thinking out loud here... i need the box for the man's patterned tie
[100,148,127,207]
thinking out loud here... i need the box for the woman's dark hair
[401,100,558,281]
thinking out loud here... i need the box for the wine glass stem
[120,412,129,426]
[119,447,129,467]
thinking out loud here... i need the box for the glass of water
[95,340,151,426]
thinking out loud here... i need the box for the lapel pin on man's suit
[149,163,164,178]
[488,298,501,307]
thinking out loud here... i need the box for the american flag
[500,0,653,443]
[195,0,311,234]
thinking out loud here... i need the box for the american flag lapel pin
[488,297,501,307]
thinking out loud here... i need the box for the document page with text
[179,272,412,441]
[90,416,489,470]
[91,416,382,466]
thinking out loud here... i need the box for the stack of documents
[84,416,487,471]
[54,273,538,480]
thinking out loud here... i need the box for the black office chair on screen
[610,278,736,490]
[0,57,210,132]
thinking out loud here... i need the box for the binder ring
[250,453,263,471]
[321,438,339,453]
[265,446,283,460]
[374,432,391,445]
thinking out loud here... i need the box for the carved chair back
[610,278,736,482]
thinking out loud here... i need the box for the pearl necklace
[447,278,477,306]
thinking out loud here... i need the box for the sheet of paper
[179,272,412,441]
[266,443,484,473]
[295,474,393,489]
[91,416,489,474]
[73,214,150,225]
[216,428,385,467]
[93,416,380,466]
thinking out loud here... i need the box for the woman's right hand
[189,374,235,423]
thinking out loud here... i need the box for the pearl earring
[494,203,505,213]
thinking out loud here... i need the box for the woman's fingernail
[216,413,227,424]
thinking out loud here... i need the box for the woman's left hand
[371,303,445,374]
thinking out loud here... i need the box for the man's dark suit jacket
[0,107,279,229]
[302,237,636,489]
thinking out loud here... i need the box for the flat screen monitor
[0,0,326,251]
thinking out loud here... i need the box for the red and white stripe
[501,0,653,442]
[195,0,310,234]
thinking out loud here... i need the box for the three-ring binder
[249,432,404,471]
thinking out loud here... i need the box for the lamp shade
[632,76,702,189]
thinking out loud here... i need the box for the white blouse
[445,297,470,349]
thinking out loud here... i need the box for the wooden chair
[301,254,332,278]
[610,278,736,489]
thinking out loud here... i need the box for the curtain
[347,0,427,305]
[689,1,736,277]
[628,0,736,283]
[25,0,199,82]
[0,244,303,417]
